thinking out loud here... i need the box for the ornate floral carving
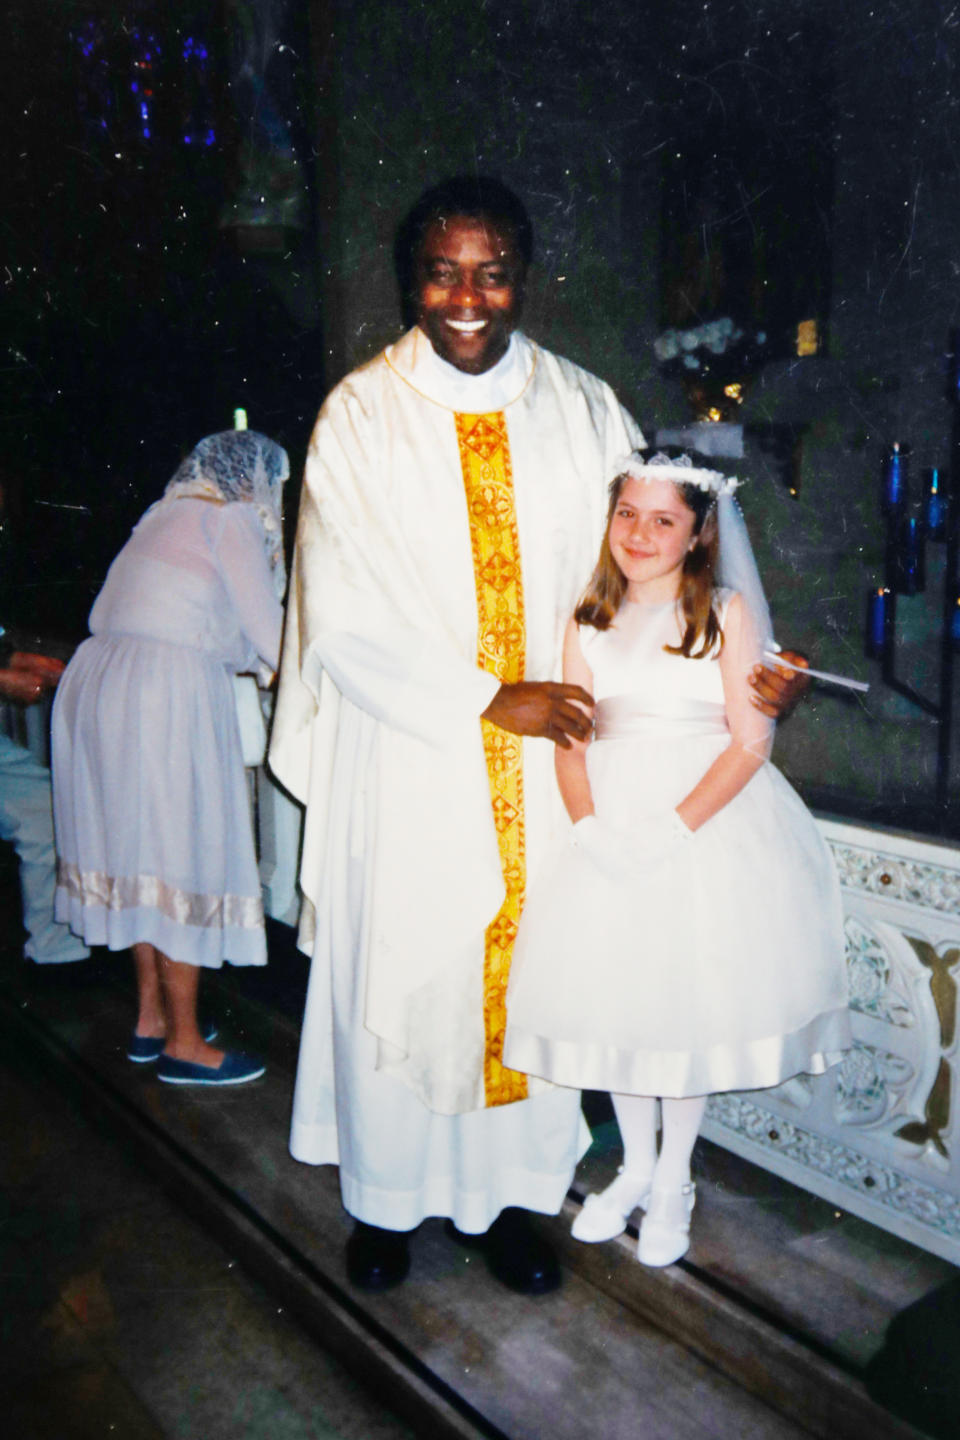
[833,1041,914,1126]
[907,938,960,1049]
[844,916,915,1027]
[895,1058,952,1160]
[706,1093,960,1239]
[826,841,960,915]
[706,829,960,1259]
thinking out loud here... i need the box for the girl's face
[608,477,698,602]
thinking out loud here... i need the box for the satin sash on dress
[594,693,729,741]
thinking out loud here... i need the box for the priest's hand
[482,681,594,747]
[749,650,810,719]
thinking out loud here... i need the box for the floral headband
[613,450,741,498]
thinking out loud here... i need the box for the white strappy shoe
[637,1182,696,1267]
[571,1167,654,1243]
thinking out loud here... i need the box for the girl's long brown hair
[575,466,722,659]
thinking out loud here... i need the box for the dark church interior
[4,1,960,1436]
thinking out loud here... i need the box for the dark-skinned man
[270,176,807,1293]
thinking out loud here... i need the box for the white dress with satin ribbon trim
[504,596,851,1097]
[52,498,282,968]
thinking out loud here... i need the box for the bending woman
[52,431,288,1085]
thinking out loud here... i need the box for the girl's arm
[555,618,596,822]
[675,593,773,832]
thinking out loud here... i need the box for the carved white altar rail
[701,818,960,1263]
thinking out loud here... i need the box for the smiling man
[270,175,803,1294]
[414,212,521,374]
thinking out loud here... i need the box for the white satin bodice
[581,594,731,741]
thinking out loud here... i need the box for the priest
[269,175,804,1293]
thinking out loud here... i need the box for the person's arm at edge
[749,650,811,718]
[0,651,65,705]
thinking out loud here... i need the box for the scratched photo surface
[5,0,958,832]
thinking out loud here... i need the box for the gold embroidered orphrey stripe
[56,861,264,930]
[455,410,529,1108]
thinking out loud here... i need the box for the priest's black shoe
[346,1221,411,1291]
[446,1207,562,1295]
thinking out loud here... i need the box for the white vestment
[270,326,643,1230]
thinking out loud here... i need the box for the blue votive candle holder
[882,443,907,513]
[895,513,926,595]
[866,587,889,658]
[925,467,947,541]
[951,596,960,650]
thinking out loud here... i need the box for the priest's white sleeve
[268,378,508,996]
[290,403,501,749]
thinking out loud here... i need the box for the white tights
[612,1093,707,1190]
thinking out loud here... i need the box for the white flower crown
[613,450,741,497]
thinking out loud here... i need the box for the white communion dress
[503,594,851,1098]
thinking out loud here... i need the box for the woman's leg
[132,941,165,1038]
[157,950,224,1066]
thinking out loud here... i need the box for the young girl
[503,449,850,1266]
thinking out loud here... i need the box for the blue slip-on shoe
[127,1034,165,1063]
[156,1050,265,1086]
[127,1020,219,1063]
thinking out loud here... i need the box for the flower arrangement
[653,318,770,422]
[654,317,766,370]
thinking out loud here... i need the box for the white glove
[573,811,691,882]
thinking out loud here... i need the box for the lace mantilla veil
[158,430,290,598]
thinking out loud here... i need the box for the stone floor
[0,1034,420,1440]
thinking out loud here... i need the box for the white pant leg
[0,733,89,963]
